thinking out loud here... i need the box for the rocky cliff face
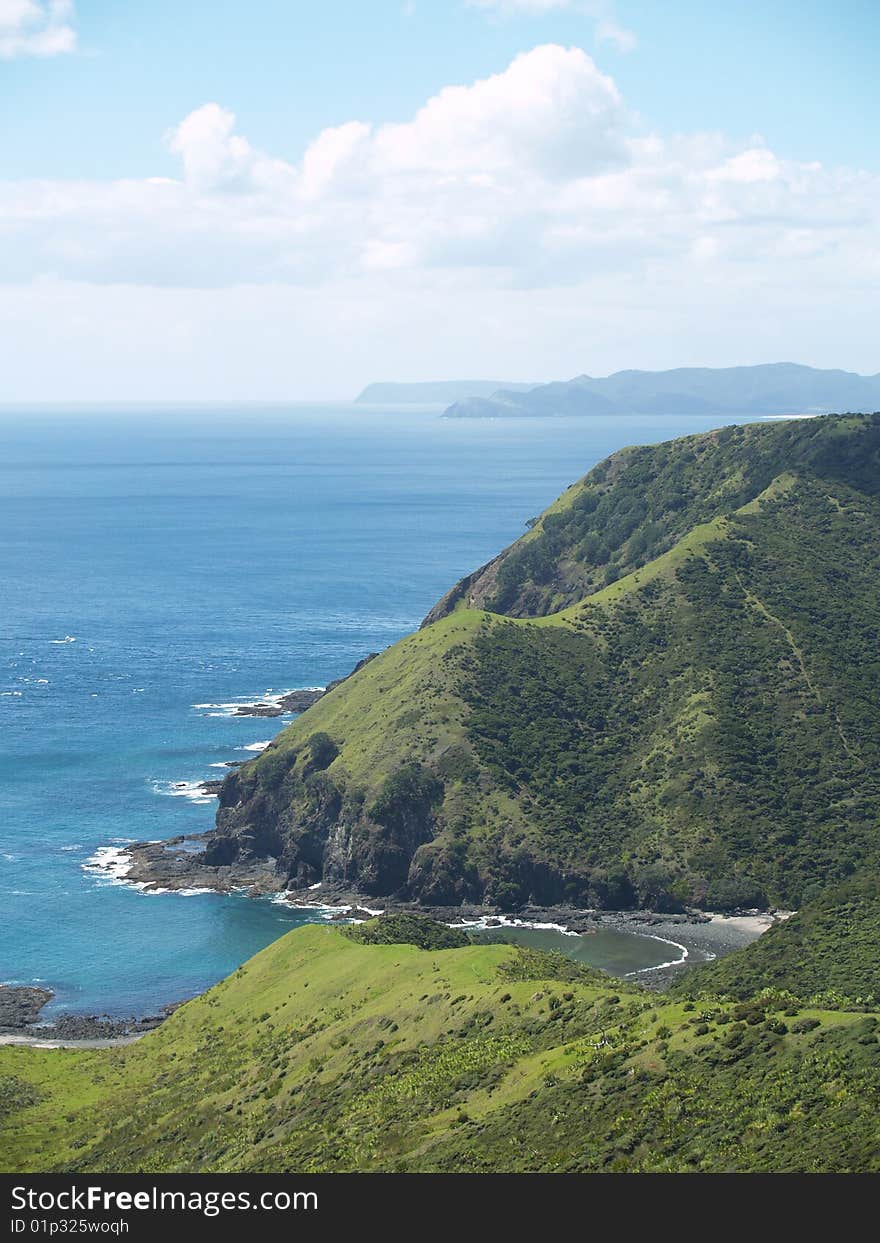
[208,739,447,897]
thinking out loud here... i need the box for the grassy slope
[444,413,880,617]
[454,467,880,909]
[679,873,880,1003]
[261,610,479,787]
[2,925,879,1174]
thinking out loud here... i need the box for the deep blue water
[0,404,758,1016]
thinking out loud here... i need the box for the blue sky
[1,1,878,399]
[6,1,879,177]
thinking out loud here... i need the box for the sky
[1,0,878,401]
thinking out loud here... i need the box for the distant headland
[356,363,880,419]
[354,380,537,404]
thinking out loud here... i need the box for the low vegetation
[2,924,878,1173]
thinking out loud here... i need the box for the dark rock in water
[0,985,173,1040]
[198,780,224,796]
[328,905,377,921]
[122,835,283,894]
[0,985,53,1030]
[41,1014,143,1040]
[233,687,327,718]
[234,702,285,718]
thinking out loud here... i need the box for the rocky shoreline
[91,835,781,992]
[10,863,784,1045]
[120,834,283,894]
[292,892,780,989]
[0,983,179,1045]
[228,656,380,720]
[232,687,325,718]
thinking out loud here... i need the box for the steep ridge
[199,413,880,914]
[426,412,880,618]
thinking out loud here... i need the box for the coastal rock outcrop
[0,986,53,1031]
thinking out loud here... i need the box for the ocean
[0,403,759,1016]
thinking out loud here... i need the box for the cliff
[200,413,880,915]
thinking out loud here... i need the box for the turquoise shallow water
[0,404,756,1015]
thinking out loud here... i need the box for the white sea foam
[192,700,249,718]
[1,691,22,697]
[83,845,134,884]
[151,779,217,805]
[50,636,76,644]
[455,915,579,937]
[240,740,272,752]
[624,933,690,974]
[192,687,324,718]
[272,895,384,920]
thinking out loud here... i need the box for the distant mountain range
[355,380,536,404]
[441,363,880,418]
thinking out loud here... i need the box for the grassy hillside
[2,924,879,1173]
[207,414,880,913]
[677,871,880,1004]
[428,412,880,617]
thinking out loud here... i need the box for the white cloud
[372,45,625,176]
[0,43,878,397]
[0,0,76,59]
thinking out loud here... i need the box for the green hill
[677,871,880,1004]
[3,924,879,1173]
[206,413,880,915]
